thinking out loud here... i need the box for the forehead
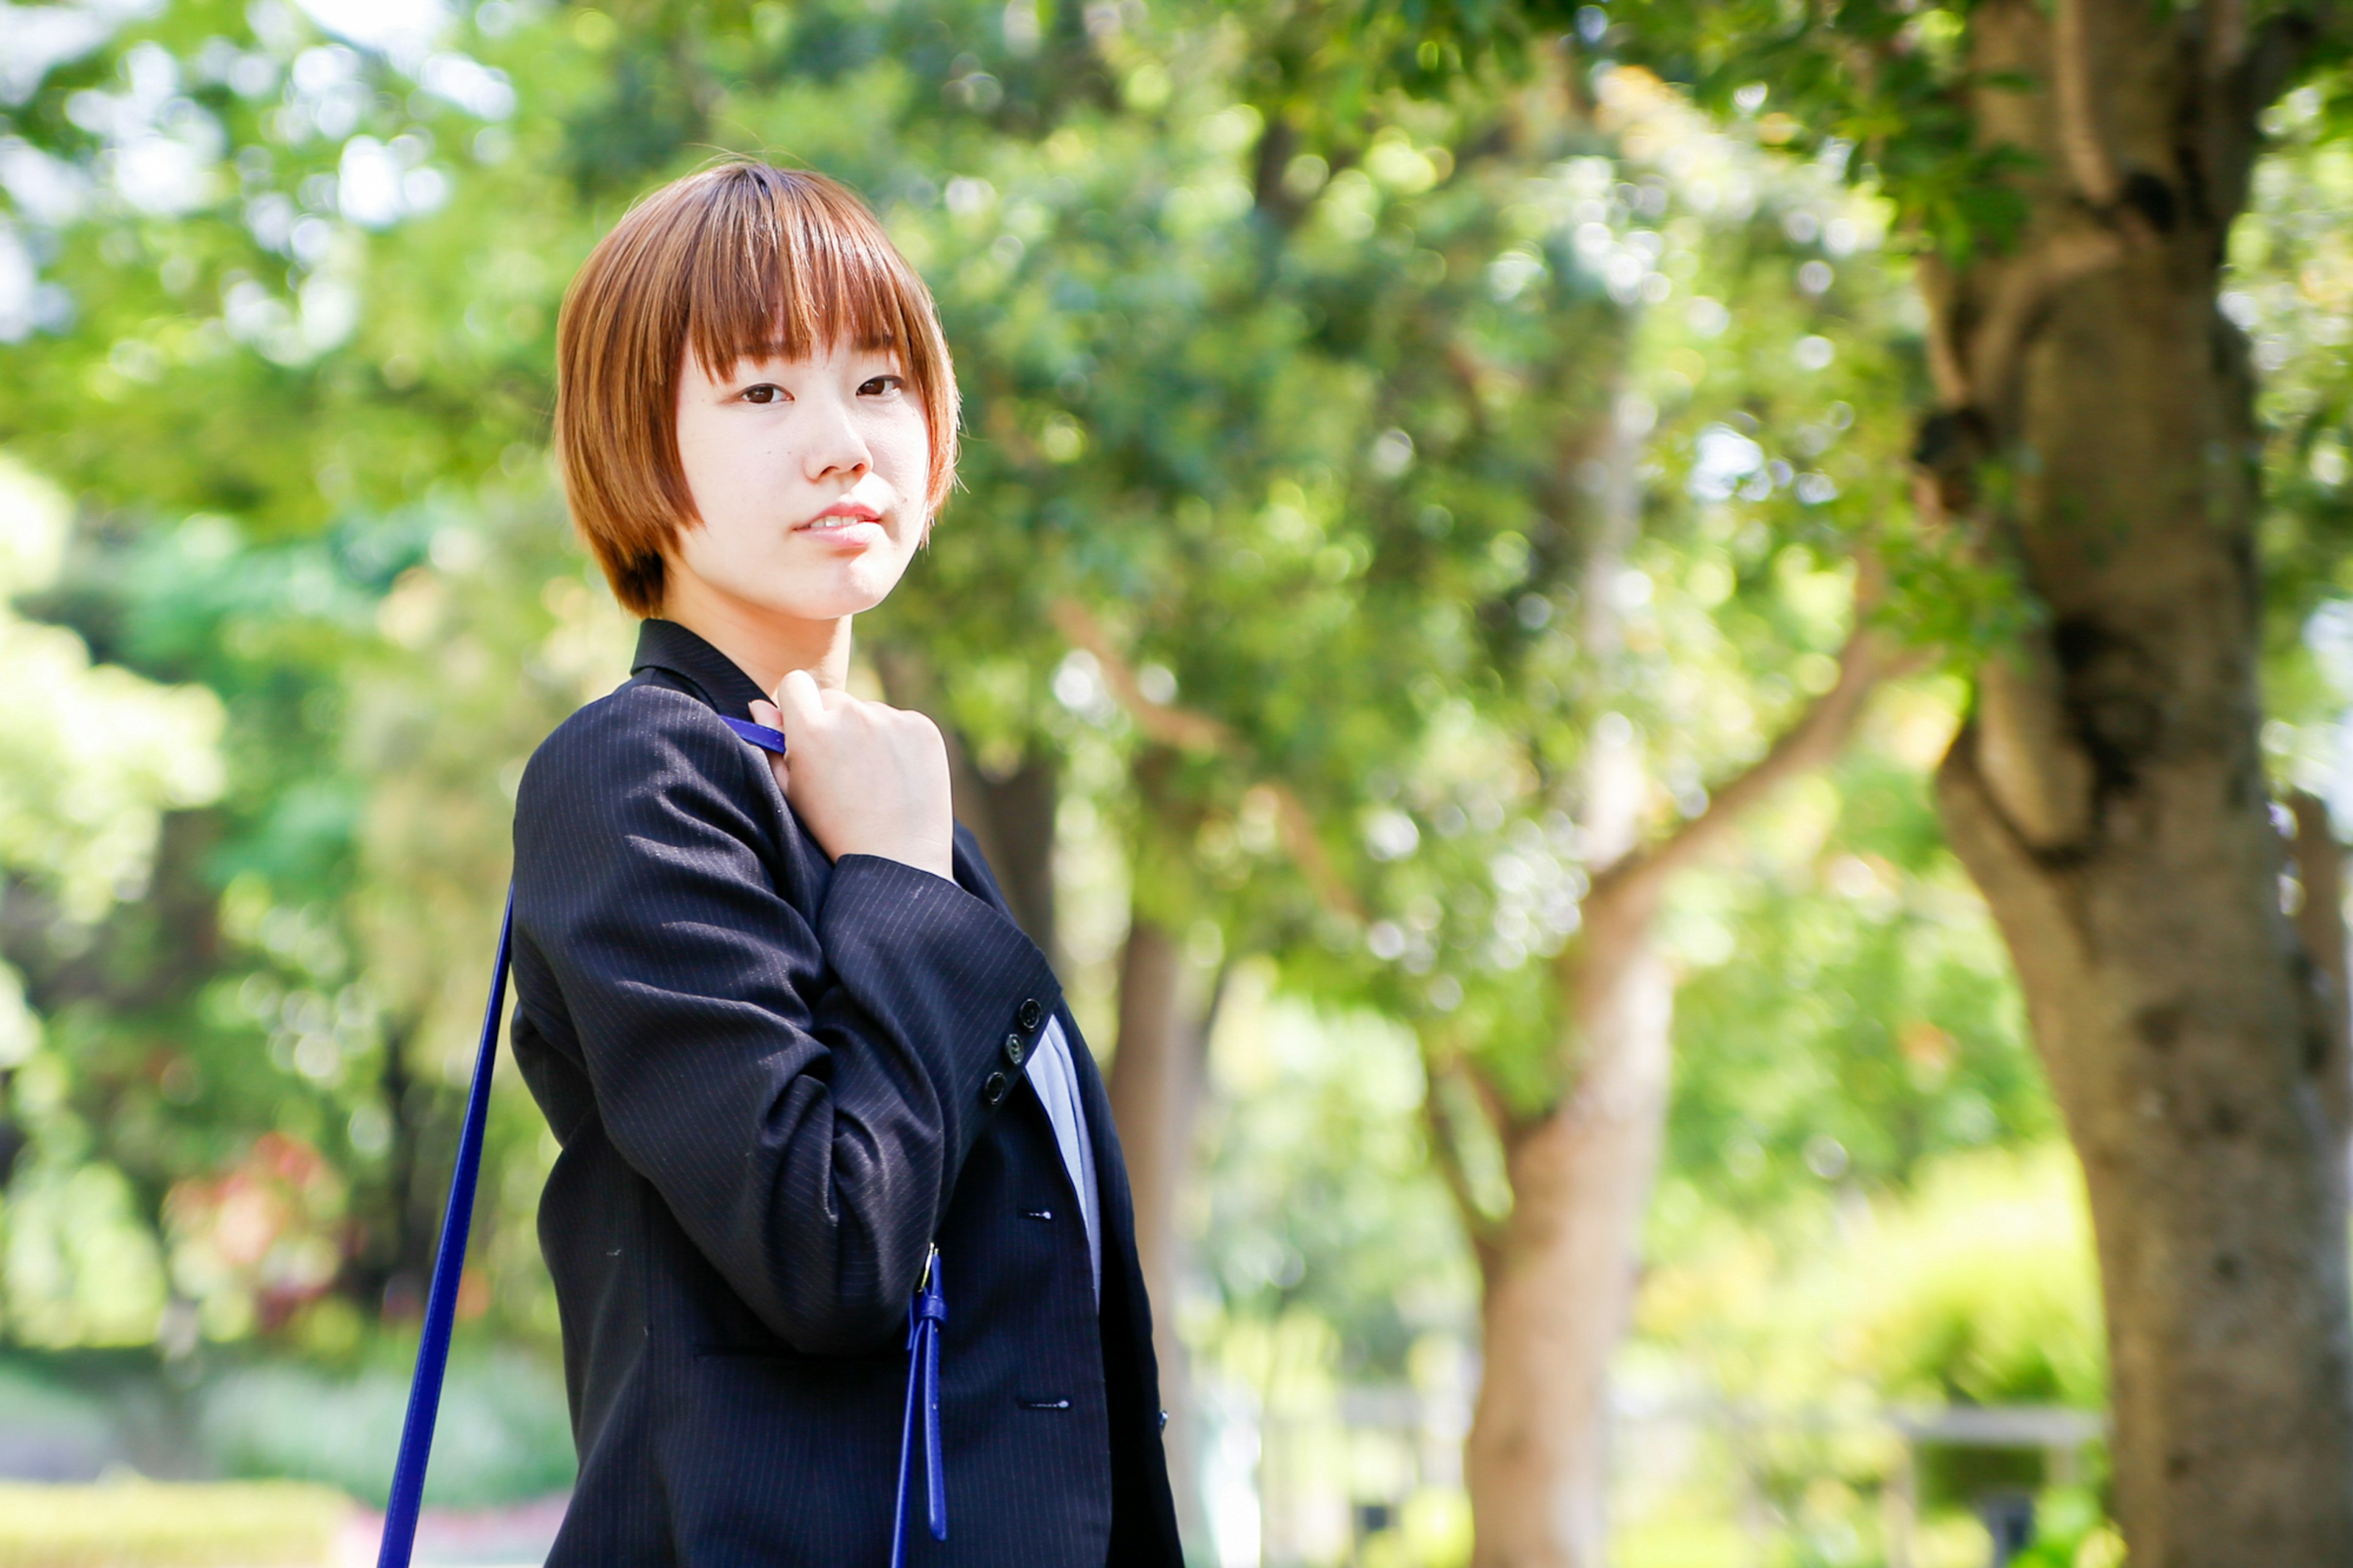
[681,200,923,382]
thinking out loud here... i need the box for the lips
[803,502,882,530]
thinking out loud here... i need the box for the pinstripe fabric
[509,619,1183,1567]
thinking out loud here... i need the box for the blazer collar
[631,618,770,719]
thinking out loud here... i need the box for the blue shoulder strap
[377,887,513,1568]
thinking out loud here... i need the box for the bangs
[679,167,934,381]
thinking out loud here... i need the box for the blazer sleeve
[512,686,1060,1354]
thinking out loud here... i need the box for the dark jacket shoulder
[521,678,770,817]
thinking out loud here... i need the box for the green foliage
[0,1358,113,1457]
[1664,700,2052,1222]
[1646,1144,2103,1420]
[1636,1144,2109,1559]
[2226,75,2353,824]
[1190,972,1477,1381]
[2013,1488,2125,1568]
[199,1346,572,1506]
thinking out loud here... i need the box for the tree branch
[1966,221,2129,413]
[1422,1080,1505,1263]
[2205,0,2250,83]
[1420,1047,1511,1277]
[2054,0,2123,206]
[1268,784,1362,922]
[1911,255,1976,409]
[1590,579,1926,911]
[1051,599,1236,753]
[1931,719,2101,1116]
[2205,8,2327,227]
[2289,791,2352,1146]
[1972,634,2097,852]
[1051,597,1363,920]
[1444,341,1503,446]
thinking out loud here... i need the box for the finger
[775,669,826,732]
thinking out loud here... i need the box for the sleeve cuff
[819,853,1065,1119]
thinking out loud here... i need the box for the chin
[768,564,906,621]
[837,555,914,609]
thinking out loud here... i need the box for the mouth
[802,502,884,532]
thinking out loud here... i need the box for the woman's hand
[750,670,953,881]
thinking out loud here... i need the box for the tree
[1583,2,2353,1560]
[936,37,1958,1559]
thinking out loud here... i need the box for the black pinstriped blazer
[508,618,1183,1567]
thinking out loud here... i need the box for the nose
[801,381,871,483]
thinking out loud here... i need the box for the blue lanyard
[721,715,789,752]
[892,1246,950,1564]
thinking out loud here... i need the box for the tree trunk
[1462,385,1661,1567]
[1446,371,1907,1561]
[1106,912,1217,1556]
[873,643,1066,972]
[346,1012,433,1319]
[1466,880,1673,1568]
[958,751,1061,972]
[1927,7,2353,1559]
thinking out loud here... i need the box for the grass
[0,1480,349,1568]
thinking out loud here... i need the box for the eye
[741,383,788,405]
[858,374,905,397]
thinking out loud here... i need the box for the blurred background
[1,1,2350,1565]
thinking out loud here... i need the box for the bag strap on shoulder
[376,887,513,1568]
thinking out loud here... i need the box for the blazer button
[1003,1032,1026,1067]
[1017,998,1044,1031]
[980,1071,1010,1107]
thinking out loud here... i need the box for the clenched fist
[749,669,953,881]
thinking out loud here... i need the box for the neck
[659,580,853,697]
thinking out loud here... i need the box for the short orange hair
[554,162,959,616]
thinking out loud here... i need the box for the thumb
[774,669,825,733]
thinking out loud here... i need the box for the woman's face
[667,338,931,626]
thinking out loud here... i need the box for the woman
[510,161,1183,1566]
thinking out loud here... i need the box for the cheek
[876,410,934,496]
[681,457,783,554]
[672,410,738,520]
